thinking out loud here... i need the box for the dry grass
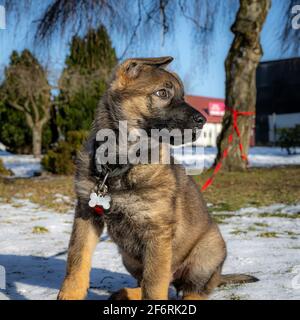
[32,226,49,234]
[194,166,300,212]
[0,166,299,213]
[0,175,75,213]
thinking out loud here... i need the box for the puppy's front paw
[109,287,141,300]
[57,278,88,300]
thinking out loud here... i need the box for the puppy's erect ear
[117,56,173,86]
[132,56,174,68]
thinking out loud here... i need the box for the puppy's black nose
[193,114,206,125]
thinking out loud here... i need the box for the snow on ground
[173,146,300,170]
[0,151,41,178]
[0,199,299,300]
[1,147,300,178]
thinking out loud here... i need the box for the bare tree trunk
[32,125,42,158]
[215,0,271,171]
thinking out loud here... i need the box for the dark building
[256,58,300,144]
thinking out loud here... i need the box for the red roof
[185,95,224,124]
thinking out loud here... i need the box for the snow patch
[0,200,299,300]
[1,146,300,178]
[233,203,300,216]
[0,151,41,178]
[173,146,300,169]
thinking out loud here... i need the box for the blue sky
[0,0,299,98]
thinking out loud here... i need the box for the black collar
[93,139,132,179]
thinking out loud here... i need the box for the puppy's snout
[193,113,206,127]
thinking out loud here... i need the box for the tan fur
[58,57,257,300]
[58,207,104,300]
[110,288,142,300]
[182,293,208,300]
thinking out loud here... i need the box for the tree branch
[7,101,24,112]
[25,112,34,129]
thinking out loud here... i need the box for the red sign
[208,102,225,116]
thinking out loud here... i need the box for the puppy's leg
[58,204,104,300]
[141,232,172,300]
[108,192,173,300]
[109,287,142,300]
[111,234,172,301]
[121,251,143,283]
[182,293,207,300]
[182,270,221,300]
[178,225,226,300]
[110,253,143,300]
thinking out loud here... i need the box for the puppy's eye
[154,89,170,99]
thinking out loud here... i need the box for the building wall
[256,58,300,144]
[268,112,300,143]
[196,123,222,147]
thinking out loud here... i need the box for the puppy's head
[108,56,206,144]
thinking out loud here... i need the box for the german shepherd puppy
[58,57,257,300]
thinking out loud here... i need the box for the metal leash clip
[89,172,111,215]
[96,172,109,196]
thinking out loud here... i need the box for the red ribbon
[201,106,255,191]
